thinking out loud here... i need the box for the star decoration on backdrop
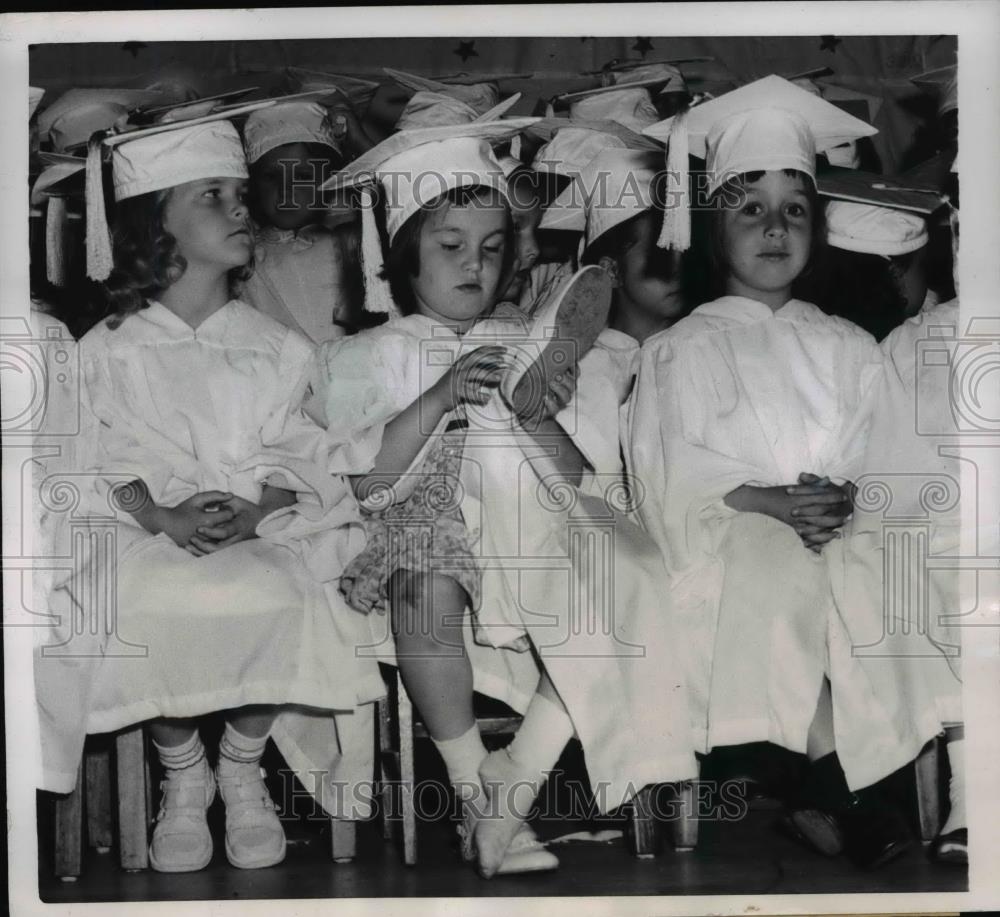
[819,35,842,53]
[121,41,148,58]
[632,37,654,57]
[454,40,478,63]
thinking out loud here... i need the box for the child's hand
[727,481,850,554]
[434,345,509,412]
[785,473,855,553]
[510,364,578,427]
[186,495,265,556]
[157,491,235,549]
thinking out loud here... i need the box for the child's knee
[389,569,467,644]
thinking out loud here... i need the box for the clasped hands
[775,472,855,554]
[157,491,265,557]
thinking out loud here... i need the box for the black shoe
[783,808,844,856]
[786,752,911,869]
[836,793,913,869]
[930,827,968,865]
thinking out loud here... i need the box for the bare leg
[149,718,198,748]
[227,705,276,739]
[390,569,475,740]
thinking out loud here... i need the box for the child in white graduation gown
[241,100,356,344]
[36,113,384,874]
[314,122,697,877]
[821,195,965,865]
[629,76,934,868]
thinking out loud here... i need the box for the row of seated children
[26,60,965,878]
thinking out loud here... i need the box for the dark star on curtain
[454,40,479,63]
[819,35,842,53]
[121,41,148,58]
[632,37,654,57]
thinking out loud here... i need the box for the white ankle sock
[218,722,269,777]
[941,737,966,833]
[432,724,488,801]
[153,731,206,772]
[505,692,574,779]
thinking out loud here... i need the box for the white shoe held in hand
[500,264,612,426]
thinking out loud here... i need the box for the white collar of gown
[142,299,239,340]
[690,295,814,325]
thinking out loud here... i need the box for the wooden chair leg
[397,671,418,867]
[672,779,699,851]
[116,726,149,871]
[85,746,113,853]
[377,694,396,842]
[915,737,942,843]
[54,763,84,881]
[330,817,357,863]
[625,785,661,858]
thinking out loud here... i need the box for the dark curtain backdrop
[29,34,957,174]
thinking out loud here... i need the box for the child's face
[162,177,252,271]
[501,193,543,301]
[411,195,508,331]
[250,142,334,232]
[614,210,685,321]
[721,170,812,310]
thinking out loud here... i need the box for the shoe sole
[149,848,213,873]
[501,265,612,411]
[494,849,560,876]
[786,810,845,856]
[225,835,287,870]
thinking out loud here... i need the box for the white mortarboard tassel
[657,107,689,251]
[358,187,396,316]
[85,137,114,282]
[642,74,878,252]
[33,154,86,286]
[45,196,68,287]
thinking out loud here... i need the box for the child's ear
[598,254,621,288]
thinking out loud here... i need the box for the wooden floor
[38,741,968,903]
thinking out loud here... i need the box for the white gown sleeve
[79,334,203,509]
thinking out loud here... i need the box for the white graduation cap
[84,99,279,282]
[552,83,661,133]
[244,100,342,164]
[321,117,538,316]
[385,68,500,116]
[824,201,928,257]
[540,148,663,256]
[819,166,947,257]
[642,74,878,251]
[38,89,160,150]
[911,63,958,117]
[286,67,381,111]
[138,86,261,123]
[395,90,522,131]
